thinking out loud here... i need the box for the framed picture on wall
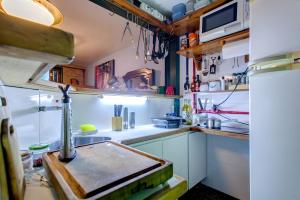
[95,60,115,89]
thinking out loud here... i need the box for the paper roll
[222,38,249,59]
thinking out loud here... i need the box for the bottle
[58,85,76,162]
[220,76,226,91]
[123,107,128,130]
[129,112,135,129]
[182,99,193,125]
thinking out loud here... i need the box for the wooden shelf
[193,89,249,94]
[177,29,249,58]
[0,13,74,87]
[72,87,182,99]
[191,126,249,140]
[110,0,168,32]
[167,0,230,36]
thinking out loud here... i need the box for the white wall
[86,36,165,87]
[70,93,173,131]
[179,45,250,199]
[1,85,173,149]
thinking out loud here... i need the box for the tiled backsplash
[1,85,174,150]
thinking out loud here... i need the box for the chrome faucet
[58,85,76,162]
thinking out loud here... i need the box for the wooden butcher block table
[43,141,174,200]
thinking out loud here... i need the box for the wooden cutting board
[43,141,173,199]
[0,96,25,200]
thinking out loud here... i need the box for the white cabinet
[130,131,207,189]
[162,134,188,181]
[131,139,163,158]
[188,132,207,189]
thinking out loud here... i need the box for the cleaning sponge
[80,124,97,134]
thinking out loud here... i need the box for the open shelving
[167,0,230,36]
[72,87,182,99]
[177,29,250,58]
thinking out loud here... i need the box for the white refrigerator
[250,1,300,200]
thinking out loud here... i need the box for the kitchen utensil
[121,21,134,43]
[203,98,208,110]
[202,56,209,76]
[142,27,147,64]
[214,118,222,129]
[146,30,152,61]
[184,33,190,90]
[1,98,25,200]
[198,98,203,110]
[210,57,217,74]
[152,117,182,128]
[200,82,209,92]
[209,81,221,92]
[43,141,172,200]
[151,31,159,64]
[207,118,214,129]
[136,26,143,59]
[112,117,122,131]
[58,85,76,162]
[123,107,129,130]
[129,112,135,129]
[114,105,123,117]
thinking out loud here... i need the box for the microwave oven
[200,0,249,42]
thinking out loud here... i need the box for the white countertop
[74,125,191,145]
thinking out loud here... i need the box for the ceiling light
[0,0,63,26]
[99,95,147,106]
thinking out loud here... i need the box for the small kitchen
[0,0,299,200]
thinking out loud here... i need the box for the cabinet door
[132,140,163,158]
[63,67,85,87]
[189,132,207,189]
[162,134,188,181]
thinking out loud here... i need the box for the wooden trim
[29,63,55,83]
[190,126,249,140]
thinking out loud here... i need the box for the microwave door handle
[224,22,242,32]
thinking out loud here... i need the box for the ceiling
[139,0,185,15]
[50,0,140,67]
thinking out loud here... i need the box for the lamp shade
[0,0,63,26]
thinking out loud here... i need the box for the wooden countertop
[190,127,249,141]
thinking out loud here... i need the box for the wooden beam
[0,13,74,64]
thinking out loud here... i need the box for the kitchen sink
[49,136,111,151]
[74,136,111,146]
